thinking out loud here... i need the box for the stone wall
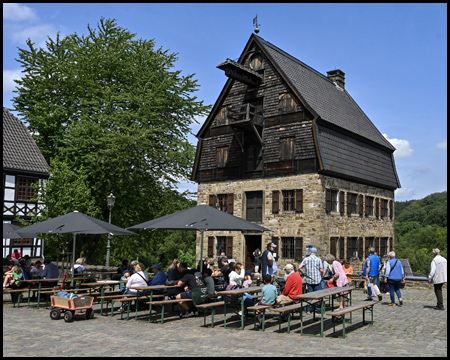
[197,173,395,270]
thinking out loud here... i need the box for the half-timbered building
[3,107,49,257]
[191,34,401,271]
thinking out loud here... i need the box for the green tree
[11,18,209,264]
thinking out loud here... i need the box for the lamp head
[107,192,116,208]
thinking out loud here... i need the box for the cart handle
[60,274,69,291]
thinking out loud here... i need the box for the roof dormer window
[249,53,263,70]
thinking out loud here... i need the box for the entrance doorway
[244,235,261,271]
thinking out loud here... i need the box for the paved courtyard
[3,286,447,357]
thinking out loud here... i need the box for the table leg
[100,286,105,316]
[37,281,42,309]
[223,300,227,328]
[148,290,154,323]
[27,285,32,308]
[320,299,324,337]
[240,296,245,330]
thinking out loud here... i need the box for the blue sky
[3,3,447,202]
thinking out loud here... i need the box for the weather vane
[253,14,260,34]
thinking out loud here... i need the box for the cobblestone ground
[3,286,447,357]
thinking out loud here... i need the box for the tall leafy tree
[12,18,208,264]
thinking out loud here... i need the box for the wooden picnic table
[128,284,182,321]
[217,286,263,330]
[295,284,355,337]
[80,280,127,315]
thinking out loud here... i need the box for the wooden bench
[325,301,377,338]
[195,301,225,328]
[247,300,293,331]
[111,295,163,320]
[350,279,367,293]
[98,293,161,316]
[3,288,29,307]
[271,299,322,333]
[146,299,193,324]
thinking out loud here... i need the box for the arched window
[279,93,296,113]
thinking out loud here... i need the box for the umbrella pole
[199,230,204,274]
[71,233,76,287]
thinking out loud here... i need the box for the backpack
[193,271,206,288]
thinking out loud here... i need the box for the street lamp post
[106,192,116,267]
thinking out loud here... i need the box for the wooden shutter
[226,236,233,258]
[330,237,337,257]
[375,198,380,218]
[389,237,394,252]
[295,189,303,213]
[375,237,380,254]
[326,189,331,212]
[365,196,369,217]
[347,192,352,216]
[358,194,364,216]
[272,190,279,213]
[339,237,345,260]
[294,237,303,260]
[364,238,370,259]
[346,237,352,260]
[227,193,234,214]
[358,237,363,260]
[339,191,345,216]
[209,194,216,207]
[389,200,393,220]
[207,236,214,258]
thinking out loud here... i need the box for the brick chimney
[327,69,345,90]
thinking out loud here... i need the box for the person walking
[384,251,405,306]
[363,247,383,301]
[427,248,447,310]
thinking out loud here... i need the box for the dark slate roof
[255,36,396,151]
[3,107,50,175]
[316,124,400,189]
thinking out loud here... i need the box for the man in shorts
[175,263,205,318]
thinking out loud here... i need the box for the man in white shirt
[428,248,447,310]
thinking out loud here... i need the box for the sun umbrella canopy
[129,203,270,273]
[15,211,136,284]
[129,203,269,232]
[3,223,24,239]
[16,211,137,236]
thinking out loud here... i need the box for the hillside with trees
[395,191,447,275]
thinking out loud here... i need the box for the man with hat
[300,247,324,314]
[261,242,278,280]
[148,264,167,292]
[276,264,303,303]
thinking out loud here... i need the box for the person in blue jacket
[363,247,382,301]
[384,251,405,306]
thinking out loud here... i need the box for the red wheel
[50,309,61,320]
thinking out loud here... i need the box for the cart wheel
[63,311,73,322]
[50,309,61,320]
[86,308,94,319]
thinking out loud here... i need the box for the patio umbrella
[3,223,39,239]
[129,203,270,272]
[16,211,137,283]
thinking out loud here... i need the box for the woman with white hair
[384,251,405,306]
[325,253,348,309]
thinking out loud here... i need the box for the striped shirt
[300,254,323,285]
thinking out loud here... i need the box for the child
[256,274,279,326]
[120,269,131,293]
[3,265,22,288]
[242,271,253,288]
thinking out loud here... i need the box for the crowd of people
[3,244,446,317]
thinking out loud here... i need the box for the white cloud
[3,3,37,21]
[395,187,416,201]
[11,24,57,48]
[437,140,447,150]
[3,69,22,92]
[382,134,414,158]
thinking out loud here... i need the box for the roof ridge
[255,35,332,82]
